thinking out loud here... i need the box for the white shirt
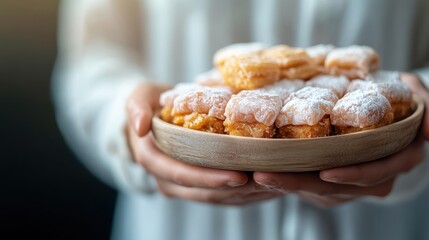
[53,0,429,239]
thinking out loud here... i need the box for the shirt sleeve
[52,0,156,194]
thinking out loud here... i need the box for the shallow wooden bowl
[152,95,424,172]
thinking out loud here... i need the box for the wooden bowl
[152,95,424,172]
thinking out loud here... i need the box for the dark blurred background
[1,1,116,239]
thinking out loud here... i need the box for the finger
[156,178,281,206]
[401,73,429,140]
[127,83,172,136]
[137,133,248,189]
[254,172,394,198]
[319,135,424,186]
[127,99,153,137]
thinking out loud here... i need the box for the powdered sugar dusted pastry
[263,45,320,80]
[306,75,350,98]
[256,79,305,101]
[159,83,202,123]
[224,91,283,138]
[172,87,232,133]
[219,54,281,90]
[213,42,268,68]
[347,79,412,121]
[276,87,338,138]
[305,44,335,67]
[325,45,380,79]
[194,69,225,87]
[366,70,401,83]
[331,90,394,134]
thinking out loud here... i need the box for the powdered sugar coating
[366,70,401,83]
[224,91,283,126]
[331,90,392,127]
[347,80,412,103]
[326,45,378,69]
[306,75,350,97]
[213,43,268,66]
[160,83,202,108]
[172,87,232,120]
[194,69,225,87]
[288,86,339,103]
[276,87,338,127]
[305,44,335,65]
[256,79,305,101]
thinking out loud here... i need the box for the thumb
[126,84,156,137]
[128,99,153,137]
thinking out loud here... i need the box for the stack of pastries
[159,43,414,138]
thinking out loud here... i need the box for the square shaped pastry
[325,45,380,80]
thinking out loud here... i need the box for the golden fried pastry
[224,91,283,138]
[172,87,232,133]
[305,44,335,67]
[219,54,281,90]
[159,83,202,123]
[262,45,320,80]
[213,42,268,68]
[306,75,350,98]
[275,87,339,138]
[331,90,394,134]
[325,45,380,80]
[347,77,412,121]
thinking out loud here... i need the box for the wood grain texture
[152,95,424,172]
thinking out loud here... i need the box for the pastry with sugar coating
[213,42,268,68]
[331,90,394,134]
[223,91,283,138]
[275,87,339,138]
[219,54,281,90]
[255,79,305,101]
[306,75,350,98]
[172,87,232,133]
[159,83,202,123]
[305,44,335,68]
[325,45,380,79]
[263,45,320,80]
[347,78,412,121]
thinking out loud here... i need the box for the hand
[254,72,429,208]
[127,82,281,205]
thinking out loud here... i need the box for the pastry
[219,54,281,90]
[347,76,412,121]
[305,44,335,67]
[306,75,350,98]
[159,83,201,123]
[171,87,232,133]
[262,45,320,80]
[331,90,394,134]
[275,87,339,138]
[213,42,268,68]
[325,45,380,79]
[223,90,283,138]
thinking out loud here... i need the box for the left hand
[254,72,429,208]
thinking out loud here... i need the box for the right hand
[126,82,283,205]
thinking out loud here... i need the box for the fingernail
[227,181,244,187]
[257,179,278,188]
[322,176,342,183]
[133,112,143,132]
